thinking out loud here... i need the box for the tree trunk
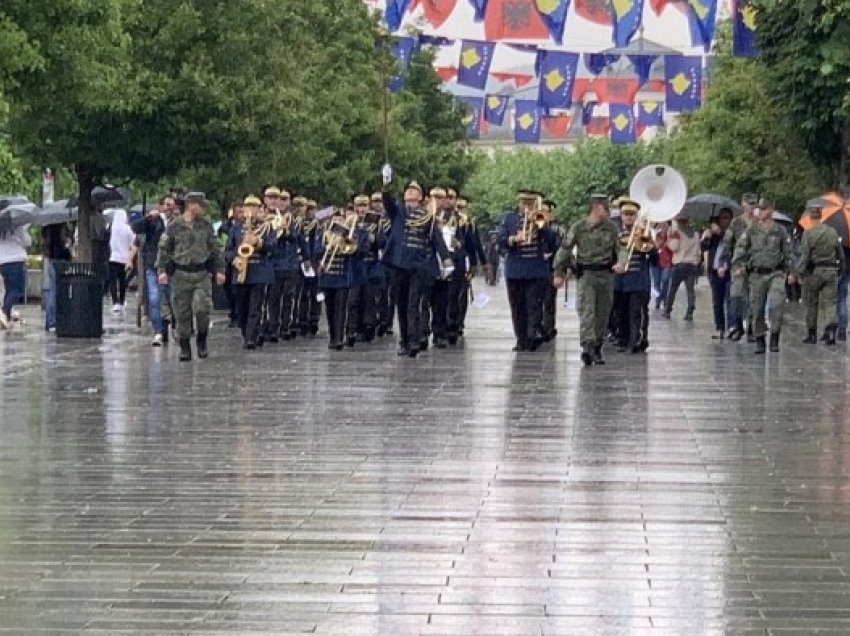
[75,164,95,263]
[840,122,850,198]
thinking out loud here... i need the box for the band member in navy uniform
[456,196,486,338]
[225,195,277,350]
[382,180,452,358]
[497,190,560,352]
[370,193,394,337]
[540,199,563,342]
[298,199,322,337]
[318,210,364,350]
[432,194,479,347]
[347,195,385,343]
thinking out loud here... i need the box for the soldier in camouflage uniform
[731,198,795,354]
[156,193,226,362]
[718,193,758,341]
[553,194,620,366]
[797,205,844,346]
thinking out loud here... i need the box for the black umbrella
[0,202,39,231]
[33,199,78,226]
[0,194,31,211]
[70,186,132,209]
[682,193,742,221]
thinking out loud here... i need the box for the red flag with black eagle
[409,0,459,28]
[484,0,550,40]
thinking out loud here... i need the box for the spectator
[41,223,73,331]
[0,225,32,329]
[108,209,135,312]
[664,211,701,321]
[652,223,672,310]
[701,208,734,338]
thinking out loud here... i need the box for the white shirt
[0,225,32,265]
[109,211,136,265]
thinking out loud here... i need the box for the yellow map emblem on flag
[612,0,634,19]
[517,113,534,130]
[670,73,691,96]
[535,0,560,14]
[688,0,708,20]
[544,68,565,92]
[462,114,474,125]
[488,95,503,109]
[741,5,756,30]
[461,47,481,70]
[642,101,658,113]
[613,113,630,131]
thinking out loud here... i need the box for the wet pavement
[1,282,849,634]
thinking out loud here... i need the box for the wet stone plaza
[1,284,850,635]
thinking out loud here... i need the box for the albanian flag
[574,0,612,25]
[485,0,550,40]
[409,0,459,28]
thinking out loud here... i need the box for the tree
[753,0,850,190]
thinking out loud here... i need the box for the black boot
[803,329,817,344]
[592,342,605,365]
[746,324,756,343]
[825,325,837,346]
[754,336,766,355]
[769,332,780,353]
[580,345,593,366]
[728,321,744,341]
[162,319,170,344]
[196,332,208,359]
[178,338,192,361]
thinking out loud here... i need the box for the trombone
[319,213,358,272]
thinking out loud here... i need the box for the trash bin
[55,262,104,338]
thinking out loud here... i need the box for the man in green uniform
[797,205,844,345]
[156,192,226,361]
[731,198,795,354]
[553,194,620,366]
[718,193,758,341]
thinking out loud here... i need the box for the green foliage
[753,0,850,189]
[666,47,823,216]
[464,140,663,231]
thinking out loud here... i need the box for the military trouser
[350,278,382,339]
[577,270,614,347]
[458,278,470,333]
[506,278,547,345]
[298,275,321,335]
[265,270,299,338]
[393,267,431,349]
[730,269,750,328]
[172,271,212,341]
[804,267,839,332]
[377,274,393,332]
[749,271,786,337]
[324,287,349,346]
[541,278,557,338]
[431,277,465,340]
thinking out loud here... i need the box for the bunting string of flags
[382,0,747,143]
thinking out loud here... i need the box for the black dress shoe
[345,337,356,348]
[754,336,766,355]
[592,344,605,365]
[447,334,458,346]
[419,339,429,351]
[243,341,256,350]
[512,341,528,352]
[434,338,447,349]
[769,332,780,353]
[528,337,543,351]
[580,347,593,366]
[376,325,386,337]
[407,347,420,358]
[268,335,279,344]
[397,345,410,356]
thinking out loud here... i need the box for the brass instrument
[270,210,293,237]
[520,195,546,244]
[234,206,257,284]
[319,212,358,272]
[625,164,688,263]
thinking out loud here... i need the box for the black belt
[813,262,836,267]
[579,263,611,271]
[753,267,781,275]
[174,262,208,273]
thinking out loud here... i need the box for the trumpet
[271,210,292,237]
[520,196,546,243]
[319,213,358,272]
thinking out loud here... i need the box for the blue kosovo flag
[534,0,571,45]
[610,0,645,47]
[385,0,411,32]
[628,54,657,86]
[514,100,542,144]
[468,0,489,21]
[664,55,702,112]
[484,94,510,126]
[733,0,758,57]
[687,0,718,51]
[388,37,417,93]
[457,96,485,139]
[584,53,619,76]
[457,40,496,90]
[636,100,664,126]
[609,104,636,144]
[536,50,579,110]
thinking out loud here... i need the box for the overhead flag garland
[609,103,636,144]
[484,0,550,40]
[611,0,645,47]
[637,100,664,126]
[457,95,485,138]
[535,0,571,45]
[686,0,718,51]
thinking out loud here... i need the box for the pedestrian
[0,225,31,329]
[156,192,226,361]
[664,211,701,321]
[651,223,672,310]
[553,194,620,366]
[731,198,794,354]
[41,223,73,332]
[107,209,135,313]
[701,208,734,338]
[797,205,843,345]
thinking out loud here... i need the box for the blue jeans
[145,268,172,334]
[651,266,671,308]
[0,261,26,317]
[43,259,57,329]
[709,273,733,331]
[838,269,849,335]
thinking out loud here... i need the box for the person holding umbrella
[0,224,31,329]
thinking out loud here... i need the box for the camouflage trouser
[730,270,750,327]
[577,270,614,347]
[803,267,838,332]
[172,271,212,340]
[749,271,786,337]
